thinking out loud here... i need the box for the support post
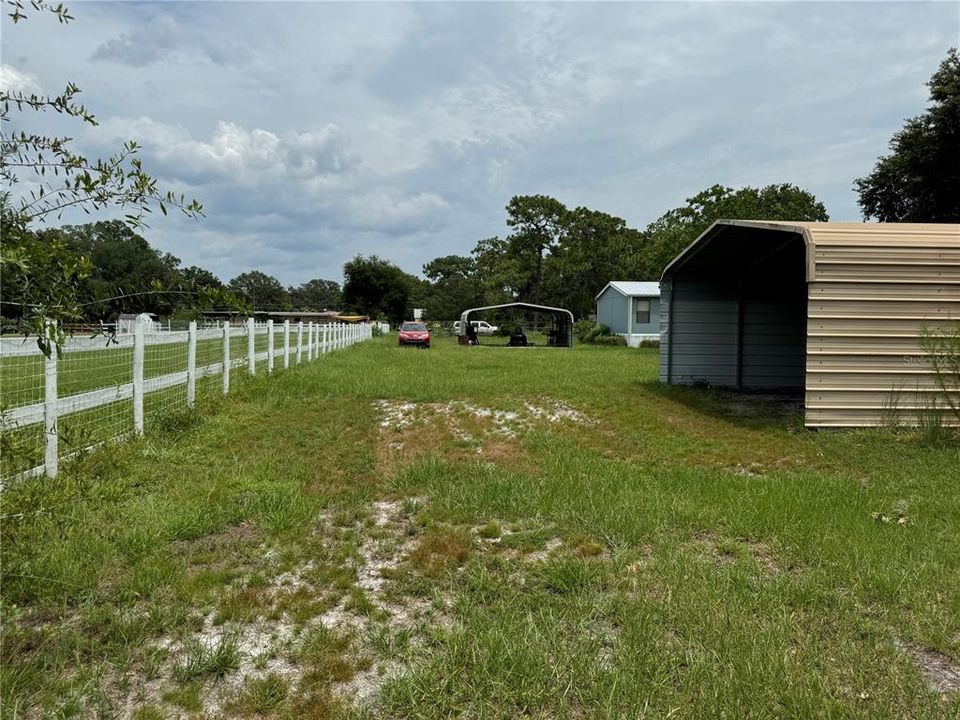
[187,320,197,408]
[307,322,315,361]
[133,318,145,435]
[322,323,328,354]
[267,319,275,373]
[283,320,290,369]
[43,320,58,478]
[247,317,256,375]
[223,320,231,395]
[296,321,303,364]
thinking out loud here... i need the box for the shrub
[593,334,627,346]
[640,338,660,349]
[573,318,596,342]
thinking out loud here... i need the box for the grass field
[2,335,959,719]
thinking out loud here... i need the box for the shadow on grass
[640,380,806,431]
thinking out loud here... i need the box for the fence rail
[1,319,374,482]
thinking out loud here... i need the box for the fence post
[187,320,197,408]
[267,319,275,373]
[283,320,290,369]
[223,320,231,395]
[307,322,314,361]
[133,318,145,436]
[322,323,327,354]
[247,317,256,375]
[296,322,303,364]
[43,320,58,478]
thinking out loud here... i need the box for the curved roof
[661,220,960,282]
[458,302,575,347]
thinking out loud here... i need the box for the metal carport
[659,220,960,427]
[457,303,575,347]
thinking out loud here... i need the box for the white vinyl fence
[0,319,374,482]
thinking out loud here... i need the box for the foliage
[422,255,484,319]
[594,333,627,346]
[634,184,829,280]
[0,0,203,352]
[342,255,416,326]
[919,322,960,427]
[288,278,341,311]
[855,48,960,222]
[573,318,597,342]
[574,322,626,345]
[465,186,826,321]
[544,207,641,319]
[227,271,290,311]
[0,225,90,353]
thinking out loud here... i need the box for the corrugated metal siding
[802,223,960,427]
[660,221,960,428]
[659,281,672,381]
[663,279,739,386]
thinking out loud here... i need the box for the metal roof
[659,220,960,428]
[457,302,575,347]
[662,220,960,282]
[595,281,661,300]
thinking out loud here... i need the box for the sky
[2,1,958,286]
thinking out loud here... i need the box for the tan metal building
[659,221,960,427]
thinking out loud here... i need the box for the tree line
[0,220,343,326]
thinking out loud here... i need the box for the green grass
[1,335,958,718]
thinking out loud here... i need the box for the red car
[398,321,431,348]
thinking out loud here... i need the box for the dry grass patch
[896,639,960,697]
[408,525,474,577]
[693,532,782,576]
[373,398,594,477]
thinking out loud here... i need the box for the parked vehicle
[453,320,499,335]
[398,321,431,348]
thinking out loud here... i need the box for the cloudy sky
[3,1,957,285]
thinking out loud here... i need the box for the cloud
[339,191,450,233]
[91,117,359,186]
[4,1,957,286]
[0,64,42,93]
[91,14,181,67]
[90,12,237,67]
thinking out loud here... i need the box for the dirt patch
[115,496,447,716]
[895,639,960,695]
[373,398,594,476]
[694,532,780,575]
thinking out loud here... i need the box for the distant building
[116,313,160,334]
[594,281,661,347]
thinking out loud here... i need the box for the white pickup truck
[453,320,499,335]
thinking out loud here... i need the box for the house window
[635,299,651,325]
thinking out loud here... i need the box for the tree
[289,278,341,311]
[544,207,641,318]
[503,195,567,304]
[855,48,960,222]
[0,1,203,348]
[228,271,290,310]
[342,255,414,326]
[179,265,223,294]
[55,221,183,319]
[635,184,829,278]
[422,255,484,319]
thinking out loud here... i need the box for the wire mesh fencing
[0,319,374,482]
